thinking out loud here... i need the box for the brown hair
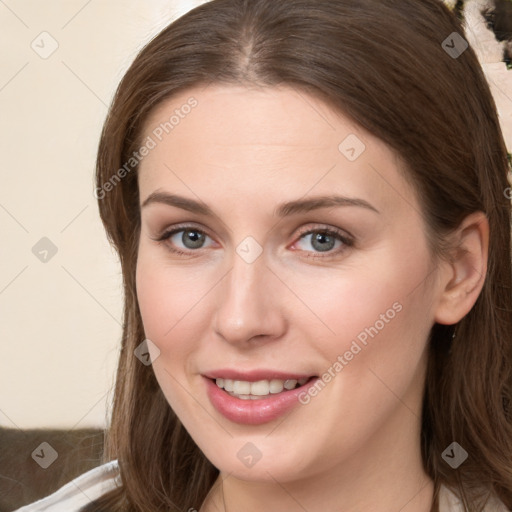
[83,0,512,510]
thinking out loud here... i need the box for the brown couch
[0,427,105,511]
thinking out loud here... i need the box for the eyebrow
[141,191,380,216]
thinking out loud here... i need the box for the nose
[212,246,287,346]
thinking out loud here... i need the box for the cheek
[295,247,435,408]
[289,248,432,347]
[135,245,213,342]
[134,243,230,415]
[311,252,434,410]
[135,248,209,413]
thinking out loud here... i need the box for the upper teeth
[215,377,309,396]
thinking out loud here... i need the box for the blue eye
[293,227,353,258]
[153,224,353,258]
[155,226,213,255]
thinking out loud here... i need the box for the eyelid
[293,223,354,243]
[153,222,212,241]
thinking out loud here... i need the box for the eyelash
[152,223,354,259]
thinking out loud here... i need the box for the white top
[12,460,121,512]
[13,459,509,511]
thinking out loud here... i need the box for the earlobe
[433,211,489,326]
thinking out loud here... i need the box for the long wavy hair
[82,0,512,510]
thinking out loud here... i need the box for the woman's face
[136,85,444,485]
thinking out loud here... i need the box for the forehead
[142,84,342,147]
[137,84,417,218]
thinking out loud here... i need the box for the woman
[16,0,512,510]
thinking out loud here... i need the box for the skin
[135,84,488,512]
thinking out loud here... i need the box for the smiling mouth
[210,376,317,400]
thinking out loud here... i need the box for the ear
[433,211,489,325]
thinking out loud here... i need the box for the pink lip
[203,375,319,425]
[203,368,315,382]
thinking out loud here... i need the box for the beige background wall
[1,0,511,429]
[0,0,208,429]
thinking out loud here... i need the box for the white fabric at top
[12,460,121,512]
[439,484,509,511]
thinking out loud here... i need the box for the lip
[203,375,319,425]
[203,368,315,382]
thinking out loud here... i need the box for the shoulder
[12,459,121,512]
[439,484,509,512]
